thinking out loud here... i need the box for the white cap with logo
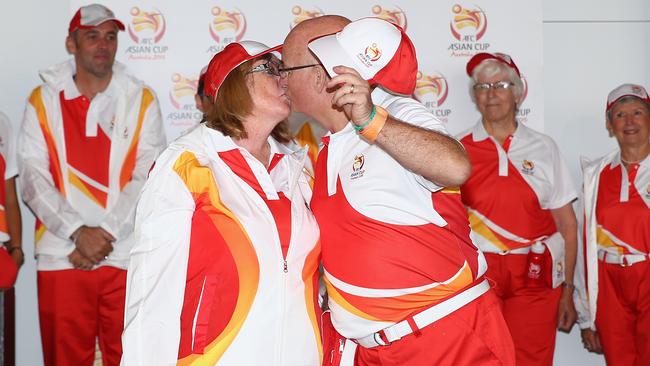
[606,83,650,113]
[308,17,418,96]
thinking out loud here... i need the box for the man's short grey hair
[469,59,524,106]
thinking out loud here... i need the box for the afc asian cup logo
[364,44,382,62]
[522,160,535,175]
[209,7,247,44]
[290,6,323,29]
[415,71,449,109]
[353,155,365,172]
[169,73,198,110]
[450,4,488,42]
[128,7,166,44]
[371,5,407,30]
[517,77,532,122]
[645,185,650,199]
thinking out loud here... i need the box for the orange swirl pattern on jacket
[173,152,260,365]
[119,88,153,190]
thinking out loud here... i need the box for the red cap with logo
[204,41,281,101]
[606,83,650,113]
[69,4,125,34]
[308,17,418,96]
[466,52,521,78]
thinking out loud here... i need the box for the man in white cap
[282,15,514,366]
[18,4,166,365]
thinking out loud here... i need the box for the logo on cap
[450,4,487,41]
[167,73,202,127]
[364,43,382,62]
[371,5,408,30]
[127,7,166,44]
[290,6,323,29]
[209,7,246,44]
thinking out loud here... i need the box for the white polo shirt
[457,121,577,253]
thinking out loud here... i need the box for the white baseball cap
[69,4,125,33]
[606,83,650,113]
[308,17,418,95]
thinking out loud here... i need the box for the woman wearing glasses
[121,41,322,365]
[575,83,650,364]
[456,52,578,366]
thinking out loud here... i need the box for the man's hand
[328,66,374,126]
[557,285,578,332]
[68,248,95,270]
[71,226,115,264]
[581,329,603,354]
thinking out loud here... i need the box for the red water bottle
[526,242,546,287]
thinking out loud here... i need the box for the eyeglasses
[248,60,283,77]
[473,81,515,92]
[277,63,320,77]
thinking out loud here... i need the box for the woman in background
[575,83,650,365]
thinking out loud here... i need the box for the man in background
[18,4,166,365]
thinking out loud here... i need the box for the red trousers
[596,260,650,366]
[485,253,562,366]
[38,267,127,366]
[323,290,515,366]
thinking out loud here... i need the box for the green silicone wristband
[354,106,377,133]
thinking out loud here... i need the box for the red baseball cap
[69,4,125,34]
[308,17,418,96]
[606,83,650,113]
[204,41,281,101]
[466,52,521,78]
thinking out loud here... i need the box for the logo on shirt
[351,154,365,180]
[206,7,247,53]
[290,6,323,29]
[521,160,535,175]
[371,5,408,30]
[124,7,169,60]
[447,4,491,57]
[645,184,650,199]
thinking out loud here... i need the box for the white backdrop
[1,0,649,365]
[70,0,544,140]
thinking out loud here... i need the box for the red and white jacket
[18,60,166,270]
[457,121,577,288]
[121,124,322,365]
[0,112,18,243]
[312,89,488,340]
[575,151,650,329]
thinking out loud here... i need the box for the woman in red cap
[575,83,650,365]
[457,52,578,365]
[121,41,322,365]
